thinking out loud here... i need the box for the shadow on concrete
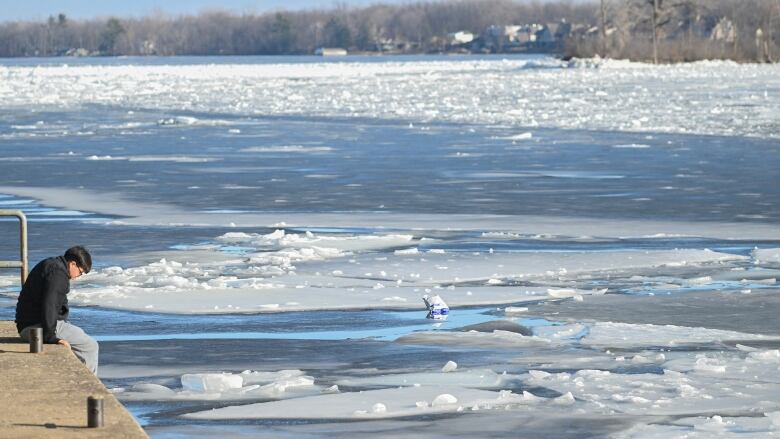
[0,336,22,343]
[14,423,90,429]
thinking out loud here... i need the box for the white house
[448,31,474,45]
[711,18,737,43]
[315,48,348,56]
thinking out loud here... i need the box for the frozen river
[1,55,779,438]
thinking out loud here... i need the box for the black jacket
[15,256,71,344]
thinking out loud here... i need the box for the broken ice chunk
[431,394,458,406]
[441,361,458,373]
[181,373,243,393]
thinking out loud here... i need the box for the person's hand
[58,339,71,350]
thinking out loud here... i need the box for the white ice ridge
[0,58,778,139]
[86,155,218,163]
[216,229,414,252]
[116,369,318,401]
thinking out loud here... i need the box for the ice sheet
[612,415,779,439]
[580,322,775,349]
[753,248,780,267]
[398,321,777,350]
[2,186,779,240]
[316,248,745,285]
[396,329,557,349]
[335,368,505,389]
[183,385,575,420]
[526,347,780,416]
[53,230,748,314]
[1,58,777,139]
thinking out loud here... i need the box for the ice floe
[117,369,318,401]
[753,248,780,267]
[526,347,780,417]
[56,229,748,314]
[3,186,780,241]
[334,367,505,389]
[580,322,775,349]
[183,385,575,420]
[613,414,780,438]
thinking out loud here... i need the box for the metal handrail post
[20,210,28,285]
[0,209,28,286]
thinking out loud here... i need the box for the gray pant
[20,321,99,374]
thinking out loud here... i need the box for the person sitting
[15,246,98,374]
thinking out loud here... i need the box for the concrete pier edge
[0,321,148,438]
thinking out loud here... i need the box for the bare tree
[600,0,608,55]
[651,0,660,62]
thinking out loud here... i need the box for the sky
[0,0,412,22]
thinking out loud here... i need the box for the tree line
[0,0,777,62]
[0,1,593,57]
[570,0,780,62]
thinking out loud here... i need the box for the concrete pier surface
[0,321,148,438]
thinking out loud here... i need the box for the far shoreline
[0,52,776,66]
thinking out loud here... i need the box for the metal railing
[0,209,28,286]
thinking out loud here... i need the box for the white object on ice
[528,370,552,381]
[131,383,175,395]
[748,350,780,362]
[431,394,458,406]
[766,411,780,427]
[323,385,340,394]
[181,373,244,393]
[441,361,458,373]
[547,288,578,298]
[553,392,575,405]
[694,357,727,373]
[423,294,449,320]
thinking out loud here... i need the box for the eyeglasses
[76,265,85,276]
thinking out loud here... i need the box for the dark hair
[64,246,92,274]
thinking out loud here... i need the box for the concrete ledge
[0,321,148,438]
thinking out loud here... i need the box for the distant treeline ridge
[0,0,777,62]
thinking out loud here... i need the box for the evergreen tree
[270,13,294,54]
[99,18,125,55]
[323,17,351,48]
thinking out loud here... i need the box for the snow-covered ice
[183,384,574,420]
[41,231,751,313]
[1,58,778,139]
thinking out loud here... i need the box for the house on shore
[315,47,348,56]
[471,21,573,53]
